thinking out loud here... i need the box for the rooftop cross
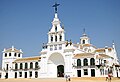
[83,28,87,37]
[52,2,60,13]
[83,28,86,34]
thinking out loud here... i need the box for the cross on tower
[83,28,85,33]
[52,2,60,13]
[83,28,87,36]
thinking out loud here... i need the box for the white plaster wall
[47,63,57,78]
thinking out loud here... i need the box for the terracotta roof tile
[80,44,97,49]
[4,48,22,53]
[108,48,112,51]
[14,56,41,62]
[73,53,94,58]
[99,54,112,58]
[95,48,105,52]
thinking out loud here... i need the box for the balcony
[73,65,96,69]
[2,68,9,72]
[12,67,40,71]
[42,43,47,49]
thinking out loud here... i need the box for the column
[65,52,73,76]
[57,34,59,42]
[62,32,65,41]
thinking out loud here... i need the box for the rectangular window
[19,72,22,77]
[29,71,32,77]
[59,44,62,50]
[84,69,88,75]
[100,69,102,75]
[105,70,108,75]
[35,71,38,78]
[54,45,57,50]
[50,45,53,51]
[100,69,104,75]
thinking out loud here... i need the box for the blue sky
[0,0,120,66]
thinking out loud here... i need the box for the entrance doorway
[35,71,38,78]
[57,65,64,77]
[48,52,65,77]
[15,72,17,78]
[5,73,8,79]
[91,69,95,77]
[77,70,81,77]
[117,71,118,77]
[25,72,27,78]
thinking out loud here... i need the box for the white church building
[1,3,120,79]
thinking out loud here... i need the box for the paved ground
[0,78,120,82]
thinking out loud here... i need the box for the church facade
[1,4,120,79]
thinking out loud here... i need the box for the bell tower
[48,3,65,44]
[80,29,90,44]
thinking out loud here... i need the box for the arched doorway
[57,65,64,77]
[47,52,64,77]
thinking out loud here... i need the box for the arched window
[88,49,91,52]
[55,35,57,42]
[9,53,11,56]
[83,58,88,66]
[30,62,33,69]
[77,59,81,66]
[90,58,95,65]
[83,40,85,44]
[20,63,23,69]
[15,63,18,69]
[5,53,7,57]
[18,53,20,57]
[14,53,17,57]
[25,63,28,69]
[35,62,38,68]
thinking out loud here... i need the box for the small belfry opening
[57,65,64,77]
[55,26,57,32]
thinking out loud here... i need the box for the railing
[12,67,40,71]
[2,69,9,72]
[42,43,47,49]
[73,65,96,68]
[34,67,40,70]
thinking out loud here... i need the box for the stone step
[71,77,120,80]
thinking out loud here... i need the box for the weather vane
[52,2,60,13]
